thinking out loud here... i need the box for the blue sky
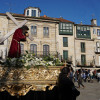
[0,0,100,25]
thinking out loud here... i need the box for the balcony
[21,51,58,58]
[97,36,100,39]
[76,60,95,68]
[95,48,100,54]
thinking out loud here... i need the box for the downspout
[55,23,57,56]
[74,25,76,70]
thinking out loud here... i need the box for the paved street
[75,80,100,100]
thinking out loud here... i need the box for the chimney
[80,21,83,25]
[60,16,63,19]
[91,19,97,26]
[43,15,47,18]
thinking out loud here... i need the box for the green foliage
[4,58,24,68]
[2,51,64,69]
[43,55,54,61]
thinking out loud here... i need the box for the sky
[0,0,100,25]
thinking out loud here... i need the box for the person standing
[77,69,85,88]
[58,67,80,100]
[97,71,100,83]
[8,25,29,58]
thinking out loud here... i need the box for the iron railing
[21,51,58,57]
[76,59,95,66]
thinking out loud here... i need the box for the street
[75,80,100,100]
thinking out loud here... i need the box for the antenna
[6,2,12,13]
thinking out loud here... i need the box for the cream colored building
[0,15,8,59]
[74,21,100,67]
[0,7,100,68]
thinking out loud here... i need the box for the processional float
[0,13,61,97]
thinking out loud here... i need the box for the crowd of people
[69,68,100,85]
[54,66,100,100]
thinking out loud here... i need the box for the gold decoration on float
[0,66,61,96]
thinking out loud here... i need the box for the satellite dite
[0,12,34,43]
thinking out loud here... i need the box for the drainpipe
[74,25,76,70]
[55,23,57,56]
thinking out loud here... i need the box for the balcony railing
[21,51,58,57]
[60,56,72,63]
[76,60,95,67]
[95,47,100,54]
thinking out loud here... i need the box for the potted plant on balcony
[77,61,81,67]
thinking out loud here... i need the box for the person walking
[77,70,85,88]
[97,71,100,83]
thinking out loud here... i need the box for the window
[43,45,49,56]
[63,50,68,60]
[93,29,96,34]
[38,11,39,17]
[76,25,91,39]
[27,10,29,16]
[31,26,37,36]
[81,55,86,65]
[32,10,36,17]
[59,22,73,35]
[0,31,1,35]
[63,37,68,47]
[81,42,85,52]
[20,44,24,55]
[30,44,37,55]
[97,29,100,36]
[96,42,100,52]
[0,50,3,59]
[43,27,49,38]
[0,31,3,36]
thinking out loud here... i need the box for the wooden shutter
[63,50,68,60]
[81,55,86,65]
[43,45,49,56]
[30,44,37,55]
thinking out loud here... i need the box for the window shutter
[43,45,49,56]
[81,42,85,52]
[63,37,68,47]
[81,55,86,65]
[63,50,68,60]
[30,44,37,55]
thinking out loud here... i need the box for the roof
[56,18,74,23]
[0,13,74,23]
[75,24,100,27]
[24,7,41,12]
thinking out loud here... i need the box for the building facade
[0,7,100,68]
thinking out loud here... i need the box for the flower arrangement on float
[0,51,64,69]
